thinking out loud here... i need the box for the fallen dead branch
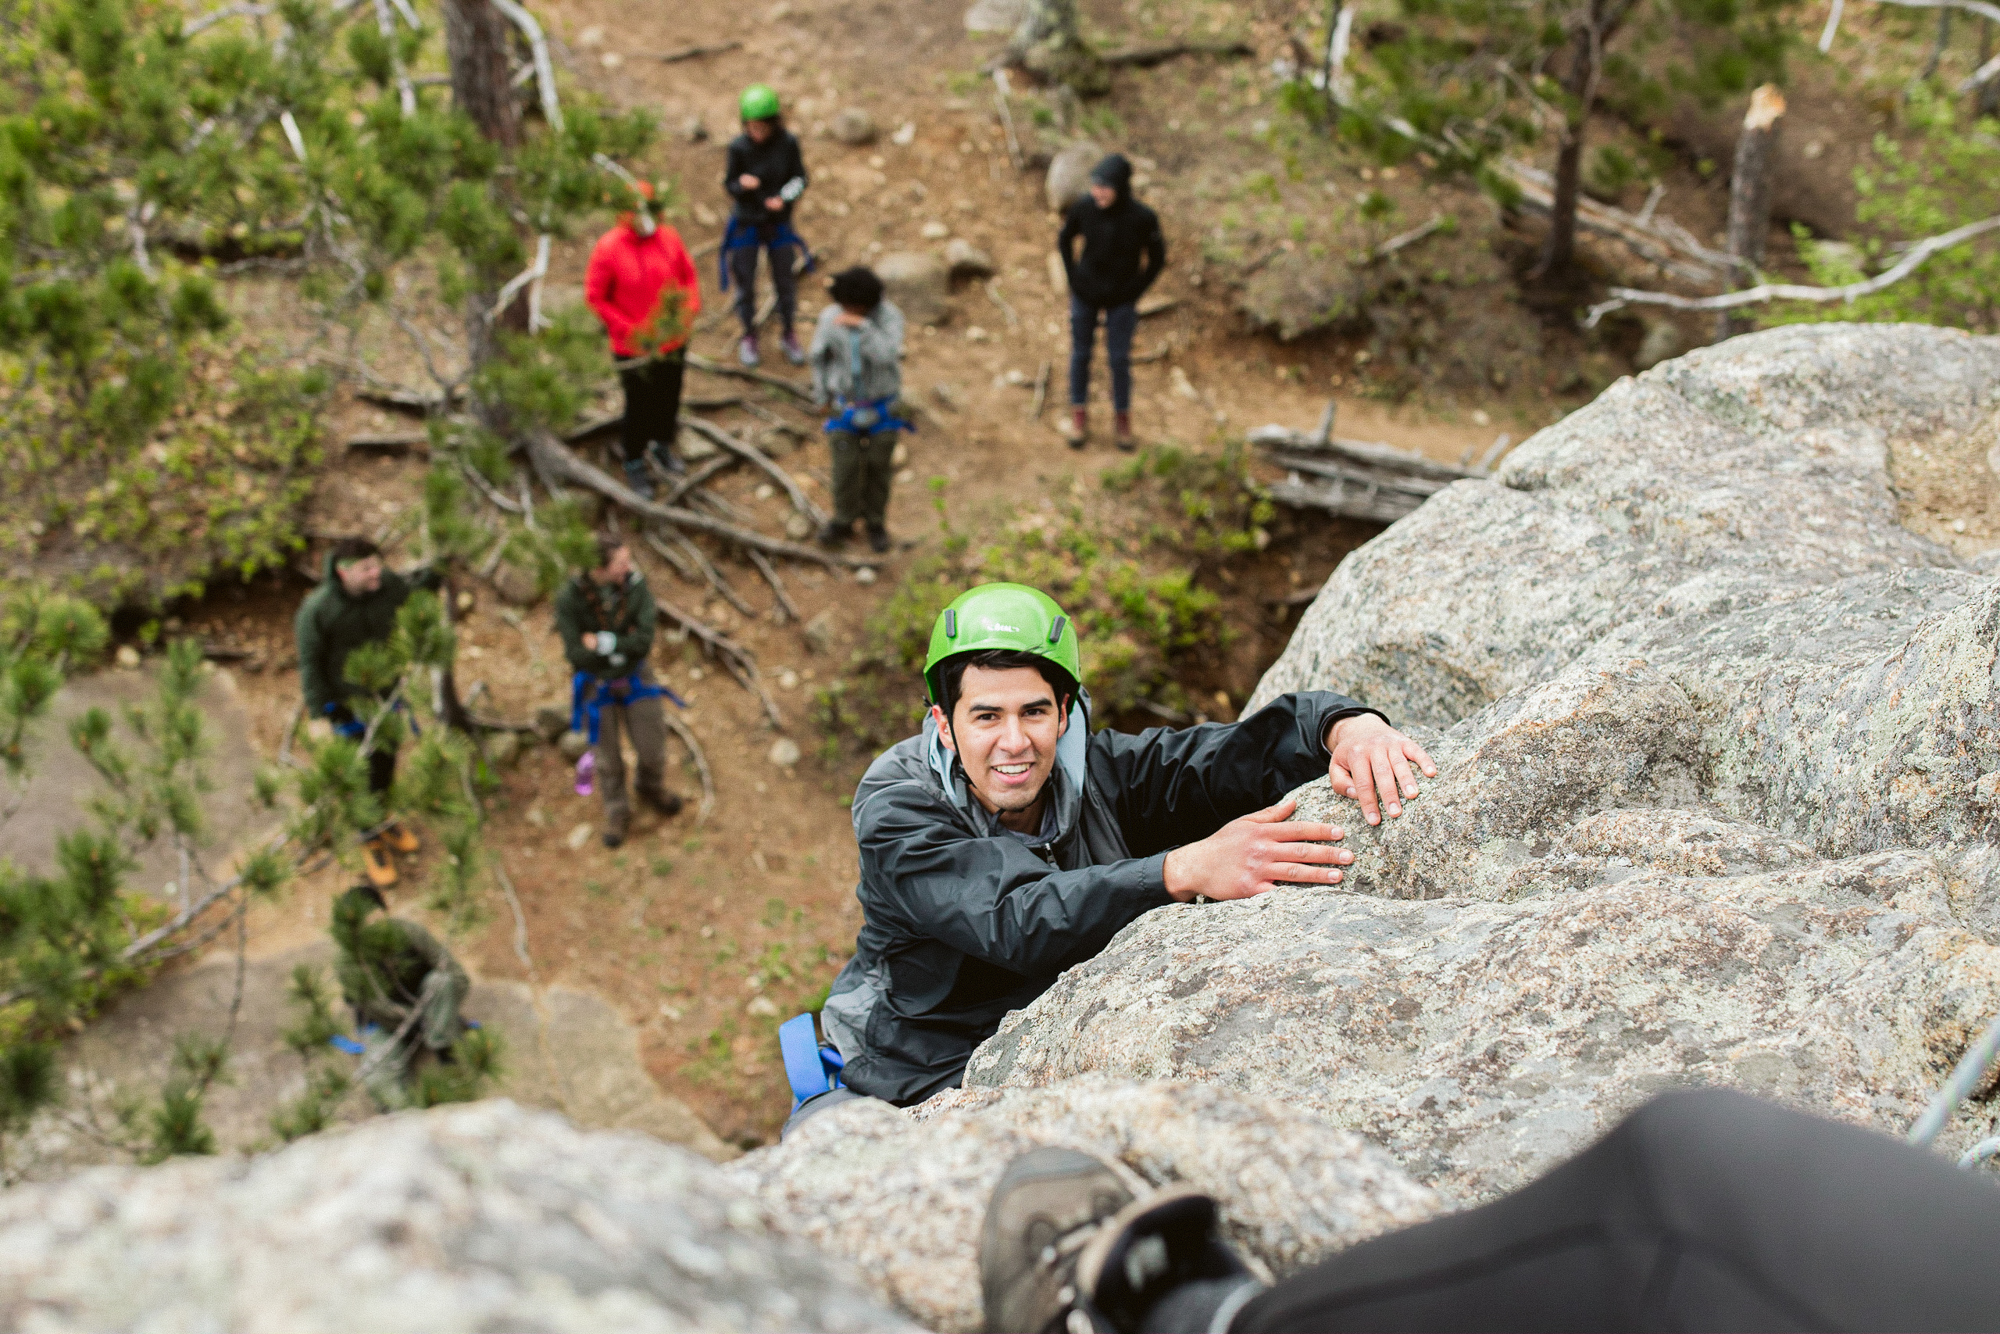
[1499,162,1728,286]
[746,548,801,622]
[1366,214,1447,264]
[682,416,828,525]
[992,69,1024,171]
[654,39,741,62]
[345,431,429,455]
[1250,422,1487,524]
[1100,39,1253,66]
[653,592,784,729]
[1583,214,2000,326]
[661,711,716,823]
[663,453,738,505]
[644,527,754,617]
[685,352,816,403]
[1028,359,1050,419]
[525,431,868,567]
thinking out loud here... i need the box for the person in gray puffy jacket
[808,266,907,553]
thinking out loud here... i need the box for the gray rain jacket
[822,688,1379,1106]
[807,299,905,407]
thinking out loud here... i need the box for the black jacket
[822,689,1380,1106]
[1057,154,1166,309]
[723,128,808,225]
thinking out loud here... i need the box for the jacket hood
[924,689,1093,845]
[1089,153,1134,204]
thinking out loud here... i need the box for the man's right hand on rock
[1162,797,1352,902]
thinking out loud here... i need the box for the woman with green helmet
[722,83,811,368]
[800,582,1433,1122]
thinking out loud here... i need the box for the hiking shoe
[622,457,656,500]
[380,820,420,854]
[980,1147,1135,1334]
[866,523,891,554]
[781,332,806,366]
[1069,1189,1262,1334]
[818,519,851,547]
[738,335,762,368]
[602,808,630,849]
[1060,408,1087,449]
[648,441,687,476]
[1114,412,1136,452]
[361,839,399,890]
[640,785,684,817]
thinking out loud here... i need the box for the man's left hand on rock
[1327,712,1436,825]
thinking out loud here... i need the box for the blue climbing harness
[569,671,687,746]
[779,1011,846,1108]
[718,215,817,291]
[824,395,914,437]
[326,698,417,740]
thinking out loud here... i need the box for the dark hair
[591,535,627,572]
[938,649,1077,722]
[829,266,884,312]
[340,883,387,913]
[330,537,381,567]
[747,112,787,133]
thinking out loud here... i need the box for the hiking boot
[781,331,806,366]
[1060,408,1087,449]
[380,820,420,854]
[980,1147,1135,1334]
[818,519,851,547]
[361,838,399,890]
[866,523,891,554]
[738,335,762,368]
[648,441,687,476]
[602,807,630,849]
[1114,412,1136,452]
[622,457,656,500]
[639,785,684,817]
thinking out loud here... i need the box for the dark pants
[1069,295,1138,413]
[828,429,898,528]
[730,240,799,338]
[1221,1088,2000,1333]
[367,744,396,795]
[618,352,684,464]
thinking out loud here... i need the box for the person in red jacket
[584,183,700,499]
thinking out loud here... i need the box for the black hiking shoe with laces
[980,1147,1134,1334]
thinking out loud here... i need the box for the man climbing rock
[294,537,440,889]
[722,83,810,368]
[815,583,1432,1112]
[554,537,683,849]
[808,265,908,553]
[332,884,469,1108]
[1057,153,1165,451]
[584,179,701,500]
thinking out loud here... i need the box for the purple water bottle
[574,748,595,797]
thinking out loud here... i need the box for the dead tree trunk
[1005,0,1109,95]
[1981,20,2000,118]
[442,0,528,405]
[1717,84,1786,340]
[1538,22,1598,278]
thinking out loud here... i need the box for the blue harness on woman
[718,216,817,290]
[569,671,687,745]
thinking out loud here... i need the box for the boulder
[1633,318,1685,370]
[0,1100,912,1332]
[830,107,877,146]
[1045,141,1102,215]
[729,1081,1438,1331]
[873,251,949,327]
[943,237,996,280]
[967,325,2000,1200]
[558,729,590,760]
[964,0,1026,33]
[489,561,540,607]
[531,703,570,742]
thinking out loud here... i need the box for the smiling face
[934,664,1070,829]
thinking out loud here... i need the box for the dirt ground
[54,0,1809,1152]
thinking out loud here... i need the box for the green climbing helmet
[739,83,781,121]
[923,583,1081,706]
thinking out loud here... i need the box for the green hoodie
[294,552,436,716]
[554,570,657,678]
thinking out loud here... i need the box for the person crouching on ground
[1057,152,1165,451]
[809,266,908,554]
[584,180,700,501]
[812,582,1433,1116]
[294,537,442,890]
[554,537,684,848]
[331,884,469,1109]
[723,83,810,368]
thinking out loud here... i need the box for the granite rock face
[968,325,2000,1201]
[0,1100,911,1333]
[727,1080,1439,1332]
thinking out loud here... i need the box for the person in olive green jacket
[554,537,684,848]
[332,884,470,1107]
[294,537,440,888]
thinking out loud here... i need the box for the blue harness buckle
[779,1011,846,1107]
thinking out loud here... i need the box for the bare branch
[1583,213,2000,326]
[680,416,827,524]
[489,0,563,131]
[660,711,716,823]
[684,352,816,403]
[746,548,801,622]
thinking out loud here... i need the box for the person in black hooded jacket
[1056,153,1165,451]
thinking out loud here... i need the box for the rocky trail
[6,324,1999,1330]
